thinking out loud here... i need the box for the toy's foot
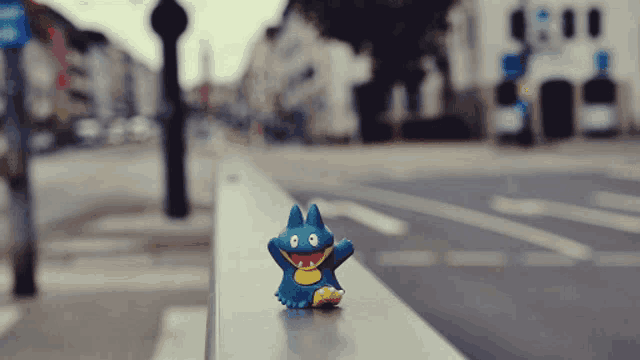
[312,286,344,307]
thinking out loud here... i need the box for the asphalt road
[288,169,640,360]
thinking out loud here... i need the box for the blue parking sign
[0,0,31,49]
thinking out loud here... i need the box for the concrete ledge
[207,154,467,359]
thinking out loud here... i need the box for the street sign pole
[1,0,36,298]
[151,0,190,219]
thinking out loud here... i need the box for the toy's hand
[268,238,288,270]
[334,238,355,268]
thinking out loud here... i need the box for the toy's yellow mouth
[280,246,333,270]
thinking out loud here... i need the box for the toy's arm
[333,238,355,269]
[268,238,289,270]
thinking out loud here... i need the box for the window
[584,78,615,104]
[588,8,601,38]
[563,10,575,38]
[510,10,525,41]
[467,15,475,49]
[496,81,518,106]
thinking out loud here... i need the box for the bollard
[151,0,191,219]
[1,0,37,298]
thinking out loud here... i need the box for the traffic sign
[0,1,31,49]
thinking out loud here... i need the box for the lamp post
[1,0,36,298]
[151,0,190,219]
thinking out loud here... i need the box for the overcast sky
[38,0,288,89]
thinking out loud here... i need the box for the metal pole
[151,0,190,219]
[4,45,37,298]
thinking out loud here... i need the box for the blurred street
[0,134,214,360]
[0,129,640,358]
[250,139,640,360]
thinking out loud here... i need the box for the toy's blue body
[268,204,354,308]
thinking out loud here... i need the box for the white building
[447,0,640,141]
[22,39,56,123]
[133,62,157,119]
[244,9,373,142]
[87,41,114,124]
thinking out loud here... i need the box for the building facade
[448,0,640,143]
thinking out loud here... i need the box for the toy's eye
[290,235,299,248]
[309,234,318,247]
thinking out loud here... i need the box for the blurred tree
[282,0,458,143]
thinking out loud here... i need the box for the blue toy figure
[268,204,355,308]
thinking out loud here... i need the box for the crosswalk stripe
[591,191,640,214]
[521,252,577,266]
[151,306,208,360]
[0,305,22,339]
[335,185,592,260]
[491,195,640,234]
[594,252,640,267]
[376,251,640,268]
[446,251,507,267]
[0,258,209,295]
[378,251,438,266]
[308,198,409,237]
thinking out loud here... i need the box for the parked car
[126,116,152,143]
[74,118,103,147]
[107,117,126,145]
[29,130,56,154]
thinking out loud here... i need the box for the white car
[29,130,55,153]
[126,116,152,143]
[107,118,126,145]
[75,118,102,147]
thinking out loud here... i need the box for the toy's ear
[287,204,305,229]
[305,204,324,229]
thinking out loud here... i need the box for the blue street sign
[595,50,609,73]
[0,1,31,49]
[502,54,524,80]
[537,9,549,23]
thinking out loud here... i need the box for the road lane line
[489,196,546,216]
[334,185,593,260]
[607,164,640,181]
[377,251,438,267]
[46,239,138,254]
[522,252,578,267]
[151,306,208,360]
[592,191,640,213]
[0,305,21,339]
[594,252,640,267]
[491,195,640,234]
[0,260,209,294]
[307,198,410,236]
[446,251,507,267]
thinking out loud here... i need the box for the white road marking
[378,251,438,266]
[491,195,640,234]
[592,191,640,213]
[376,251,640,267]
[0,258,209,295]
[307,198,410,236]
[46,239,138,254]
[0,305,21,339]
[607,163,640,181]
[522,252,577,267]
[446,251,507,267]
[489,196,546,216]
[92,213,212,233]
[151,306,208,360]
[338,185,592,260]
[594,252,640,267]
